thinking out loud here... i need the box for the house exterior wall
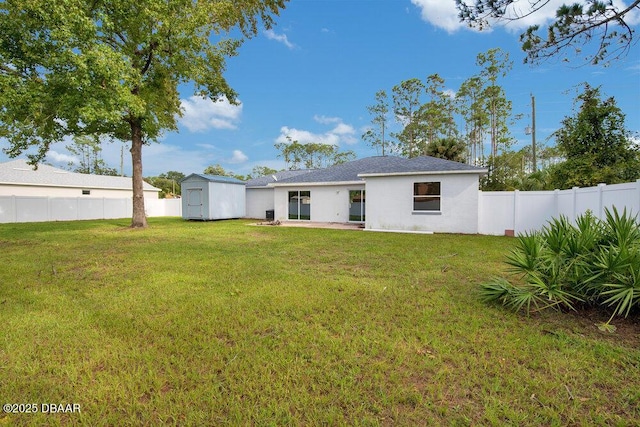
[0,184,158,198]
[273,184,365,223]
[365,174,481,233]
[245,188,274,219]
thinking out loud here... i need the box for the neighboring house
[245,169,316,219]
[0,159,160,198]
[259,156,487,234]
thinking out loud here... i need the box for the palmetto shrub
[480,207,640,320]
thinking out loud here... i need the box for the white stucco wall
[245,188,274,219]
[273,184,365,223]
[364,173,481,234]
[0,184,158,198]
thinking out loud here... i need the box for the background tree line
[363,47,639,191]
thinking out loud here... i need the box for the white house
[257,156,487,234]
[0,159,160,198]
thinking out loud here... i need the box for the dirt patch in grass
[543,308,640,348]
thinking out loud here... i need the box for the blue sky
[2,0,639,177]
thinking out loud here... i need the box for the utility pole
[531,93,537,173]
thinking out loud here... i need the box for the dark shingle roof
[274,156,486,185]
[358,156,487,176]
[0,159,159,191]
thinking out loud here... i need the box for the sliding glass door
[349,190,365,222]
[288,191,311,220]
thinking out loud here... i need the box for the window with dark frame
[413,182,440,211]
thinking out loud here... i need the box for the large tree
[456,0,640,64]
[144,171,185,198]
[456,75,488,165]
[66,135,119,176]
[424,137,467,163]
[392,78,425,158]
[476,48,514,159]
[275,138,355,170]
[418,73,458,153]
[0,0,287,228]
[549,84,640,188]
[362,90,392,156]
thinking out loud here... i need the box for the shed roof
[181,173,246,185]
[0,159,160,191]
[273,156,486,185]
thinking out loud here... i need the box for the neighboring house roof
[272,156,487,186]
[0,159,160,191]
[245,169,316,188]
[181,173,246,185]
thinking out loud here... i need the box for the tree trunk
[130,119,148,228]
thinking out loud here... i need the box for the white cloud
[443,89,457,99]
[179,96,242,132]
[410,0,609,33]
[276,117,358,146]
[264,29,296,49]
[276,126,340,146]
[313,115,342,125]
[410,0,465,33]
[229,150,248,164]
[47,150,78,164]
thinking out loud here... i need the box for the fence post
[572,187,578,222]
[554,189,560,218]
[635,179,640,217]
[513,190,519,236]
[598,183,606,220]
[12,195,17,223]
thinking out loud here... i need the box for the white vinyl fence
[479,180,640,236]
[0,196,182,223]
[2,181,639,235]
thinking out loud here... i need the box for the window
[82,189,91,195]
[349,190,365,222]
[288,190,311,220]
[413,182,440,211]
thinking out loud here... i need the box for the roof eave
[358,169,488,178]
[269,180,364,188]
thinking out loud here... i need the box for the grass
[0,218,638,426]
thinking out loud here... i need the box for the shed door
[186,188,203,219]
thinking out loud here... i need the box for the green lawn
[0,218,638,426]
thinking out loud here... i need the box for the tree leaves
[457,0,640,65]
[548,84,640,189]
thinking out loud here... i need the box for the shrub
[480,207,640,320]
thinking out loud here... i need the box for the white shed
[181,174,246,220]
